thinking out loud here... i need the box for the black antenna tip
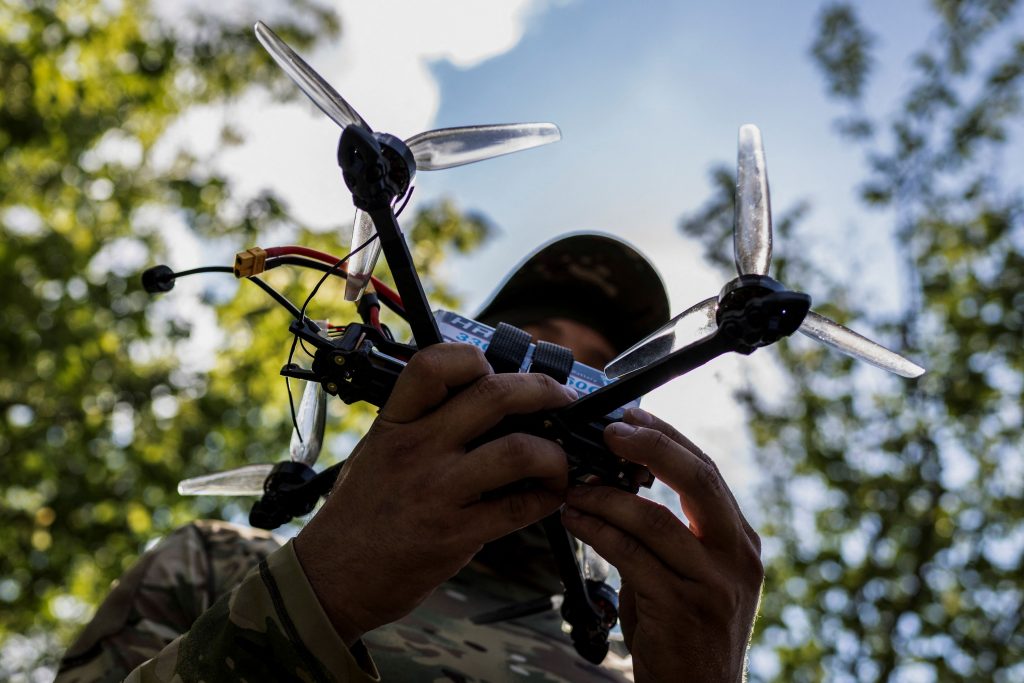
[142,265,176,293]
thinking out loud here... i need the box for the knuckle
[501,492,532,525]
[649,429,676,455]
[458,344,491,373]
[501,432,532,460]
[460,343,488,362]
[614,531,644,560]
[533,372,563,394]
[584,486,612,506]
[473,373,514,401]
[695,460,725,495]
[643,501,678,535]
[404,347,444,381]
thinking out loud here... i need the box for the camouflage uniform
[57,520,634,682]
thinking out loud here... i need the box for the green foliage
[810,3,876,101]
[683,1,1024,680]
[0,0,492,676]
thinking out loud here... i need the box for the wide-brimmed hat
[476,233,670,356]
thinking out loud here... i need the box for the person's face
[521,318,617,369]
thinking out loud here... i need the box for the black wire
[286,335,302,444]
[166,263,309,441]
[265,256,350,279]
[264,256,407,320]
[299,338,317,359]
[394,185,415,218]
[248,277,303,320]
[169,266,304,320]
[173,265,234,277]
[297,234,380,321]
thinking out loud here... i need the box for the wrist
[293,528,368,647]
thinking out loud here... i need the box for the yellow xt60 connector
[234,247,268,278]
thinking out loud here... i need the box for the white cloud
[332,0,549,133]
[152,0,556,230]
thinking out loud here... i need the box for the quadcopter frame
[158,23,925,668]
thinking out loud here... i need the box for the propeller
[177,464,274,497]
[254,21,562,301]
[605,124,925,380]
[178,379,328,496]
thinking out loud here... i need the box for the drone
[152,21,925,666]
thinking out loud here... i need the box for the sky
[153,0,968,508]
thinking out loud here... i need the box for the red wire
[265,245,403,307]
[369,305,382,333]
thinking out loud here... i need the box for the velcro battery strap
[529,341,575,384]
[485,322,533,374]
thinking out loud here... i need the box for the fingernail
[562,385,579,401]
[562,506,582,520]
[606,422,637,438]
[625,408,654,426]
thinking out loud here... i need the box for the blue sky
[422,0,931,302]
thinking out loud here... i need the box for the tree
[681,2,1024,680]
[0,1,491,677]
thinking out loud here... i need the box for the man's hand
[561,408,763,683]
[294,343,577,645]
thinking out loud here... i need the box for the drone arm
[365,203,443,347]
[557,329,739,425]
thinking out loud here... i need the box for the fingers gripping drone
[152,22,925,666]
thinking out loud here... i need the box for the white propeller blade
[178,464,273,496]
[735,124,772,276]
[178,380,328,497]
[406,123,561,171]
[799,311,925,378]
[289,380,328,466]
[344,210,383,301]
[254,21,370,131]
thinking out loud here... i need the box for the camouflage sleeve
[56,521,284,682]
[125,540,381,682]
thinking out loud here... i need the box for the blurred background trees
[0,0,489,677]
[682,1,1023,680]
